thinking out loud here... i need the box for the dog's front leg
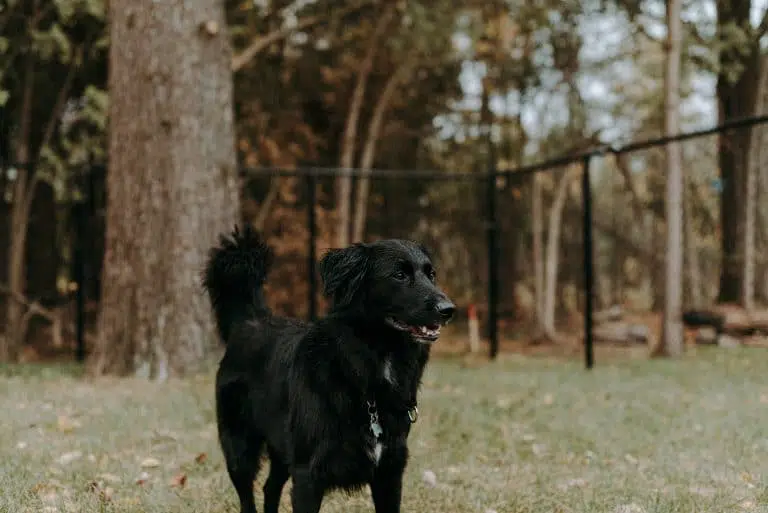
[291,466,323,513]
[370,469,404,513]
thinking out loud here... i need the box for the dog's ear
[319,244,370,309]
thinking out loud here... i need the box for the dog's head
[319,239,455,344]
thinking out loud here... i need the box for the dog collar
[366,401,419,439]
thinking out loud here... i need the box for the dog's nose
[436,300,456,322]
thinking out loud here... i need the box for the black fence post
[307,171,318,322]
[582,154,595,370]
[487,145,499,360]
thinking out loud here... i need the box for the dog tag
[370,421,383,438]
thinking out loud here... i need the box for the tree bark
[88,0,239,378]
[542,167,578,337]
[684,181,702,308]
[744,54,768,309]
[660,0,684,357]
[336,4,395,248]
[351,59,411,243]
[716,0,762,304]
[3,48,35,363]
[532,174,544,327]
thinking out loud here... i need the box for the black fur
[203,226,455,513]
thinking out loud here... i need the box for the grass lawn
[2,347,768,513]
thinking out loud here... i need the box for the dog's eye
[428,271,437,282]
[393,271,408,281]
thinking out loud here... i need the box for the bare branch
[0,284,59,324]
[231,2,372,72]
[759,9,768,39]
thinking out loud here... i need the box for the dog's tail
[203,225,273,343]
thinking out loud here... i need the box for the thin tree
[660,0,684,356]
[88,0,239,378]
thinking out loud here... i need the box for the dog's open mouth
[385,317,441,342]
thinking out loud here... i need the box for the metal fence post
[307,171,318,322]
[581,154,595,370]
[487,146,499,359]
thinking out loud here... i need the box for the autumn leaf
[194,452,208,464]
[140,457,160,468]
[170,473,188,488]
[57,415,81,433]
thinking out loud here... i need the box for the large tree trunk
[744,54,768,309]
[716,0,761,304]
[336,5,394,248]
[660,0,684,357]
[88,0,239,378]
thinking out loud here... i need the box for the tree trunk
[684,181,702,308]
[716,0,761,304]
[88,0,239,379]
[532,174,544,326]
[2,52,35,363]
[336,5,395,248]
[542,167,578,336]
[744,54,768,309]
[351,60,410,243]
[660,0,684,357]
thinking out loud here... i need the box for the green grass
[2,348,768,512]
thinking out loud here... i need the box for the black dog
[202,226,455,513]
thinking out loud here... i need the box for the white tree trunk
[661,0,684,356]
[543,167,578,336]
[532,174,544,327]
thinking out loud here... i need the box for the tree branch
[231,2,372,72]
[759,8,768,39]
[351,56,414,242]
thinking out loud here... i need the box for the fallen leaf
[57,415,81,433]
[422,469,437,487]
[57,451,82,465]
[170,473,187,488]
[194,452,208,464]
[613,504,646,513]
[136,472,150,486]
[86,481,113,502]
[97,473,121,484]
[140,457,161,468]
